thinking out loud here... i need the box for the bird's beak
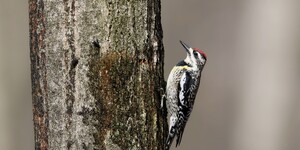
[180,40,191,55]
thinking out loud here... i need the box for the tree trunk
[29,0,166,149]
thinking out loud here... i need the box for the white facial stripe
[190,48,199,68]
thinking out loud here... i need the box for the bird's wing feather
[165,68,188,150]
[175,70,194,147]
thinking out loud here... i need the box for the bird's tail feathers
[165,125,177,150]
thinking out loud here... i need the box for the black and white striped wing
[175,71,194,147]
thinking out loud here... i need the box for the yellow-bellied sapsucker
[165,41,207,150]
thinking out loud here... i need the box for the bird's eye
[193,51,199,58]
[193,51,199,59]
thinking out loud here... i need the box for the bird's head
[180,40,207,68]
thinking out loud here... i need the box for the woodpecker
[164,41,207,150]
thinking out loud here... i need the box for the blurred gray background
[1,0,300,150]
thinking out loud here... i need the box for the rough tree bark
[29,0,166,149]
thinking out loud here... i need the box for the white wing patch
[179,73,187,105]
